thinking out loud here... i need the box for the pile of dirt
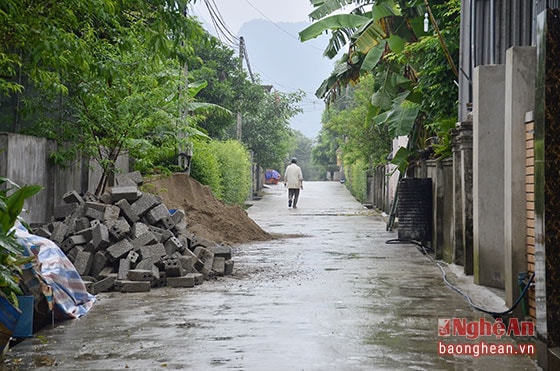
[143,173,272,246]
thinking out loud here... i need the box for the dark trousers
[288,188,300,207]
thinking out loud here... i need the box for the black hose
[385,238,535,319]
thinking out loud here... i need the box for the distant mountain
[238,19,335,139]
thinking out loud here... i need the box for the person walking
[284,158,303,208]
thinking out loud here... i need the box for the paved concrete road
[3,181,541,370]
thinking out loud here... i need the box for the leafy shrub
[212,140,252,206]
[189,138,224,200]
[345,158,367,203]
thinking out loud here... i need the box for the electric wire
[385,238,535,319]
[241,0,325,52]
[202,0,239,47]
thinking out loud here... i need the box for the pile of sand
[143,173,272,246]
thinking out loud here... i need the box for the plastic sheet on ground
[265,169,281,184]
[13,221,96,319]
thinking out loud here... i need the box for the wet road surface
[3,181,541,370]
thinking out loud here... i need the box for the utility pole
[178,6,192,174]
[236,36,245,142]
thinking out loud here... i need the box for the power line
[201,0,239,47]
[241,0,325,52]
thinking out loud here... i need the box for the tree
[300,0,460,173]
[240,89,304,170]
[1,0,216,195]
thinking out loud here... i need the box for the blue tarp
[265,169,281,180]
[14,221,96,319]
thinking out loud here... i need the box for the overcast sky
[189,0,335,139]
[190,0,315,35]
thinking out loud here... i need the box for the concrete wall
[504,46,536,315]
[0,132,129,224]
[473,64,506,289]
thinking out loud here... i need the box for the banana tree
[300,0,459,173]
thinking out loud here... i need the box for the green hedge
[213,140,252,206]
[190,139,252,206]
[345,158,367,203]
[190,138,224,200]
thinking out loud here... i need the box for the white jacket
[284,163,303,189]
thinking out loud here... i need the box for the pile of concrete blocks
[32,171,234,294]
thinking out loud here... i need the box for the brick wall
[526,120,536,322]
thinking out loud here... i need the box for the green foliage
[304,0,460,180]
[189,138,224,200]
[241,90,304,170]
[344,158,368,203]
[0,177,42,306]
[213,140,252,206]
[1,0,211,195]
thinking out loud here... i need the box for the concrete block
[178,255,194,274]
[74,218,91,233]
[103,205,121,222]
[97,266,115,279]
[85,202,105,220]
[212,257,226,277]
[224,259,234,276]
[164,236,183,256]
[135,258,158,271]
[193,246,215,272]
[116,171,143,186]
[131,222,151,239]
[61,235,87,253]
[191,236,215,249]
[92,222,110,250]
[74,250,93,276]
[82,191,98,203]
[53,203,80,220]
[186,272,204,285]
[138,243,166,260]
[177,235,191,251]
[118,280,151,293]
[127,250,140,264]
[163,257,185,277]
[117,258,131,280]
[148,265,160,287]
[107,239,134,261]
[131,231,158,249]
[181,247,198,261]
[66,246,78,263]
[75,227,93,242]
[170,209,186,225]
[158,216,175,230]
[90,251,108,278]
[148,226,174,243]
[131,193,159,217]
[115,174,137,186]
[167,275,195,288]
[115,199,140,224]
[127,269,153,282]
[214,245,232,260]
[145,203,169,225]
[105,219,130,241]
[90,276,115,294]
[63,190,84,205]
[99,192,113,204]
[110,186,140,203]
[155,271,167,287]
